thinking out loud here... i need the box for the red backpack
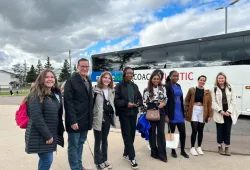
[15,97,29,129]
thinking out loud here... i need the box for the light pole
[69,49,72,75]
[216,0,240,34]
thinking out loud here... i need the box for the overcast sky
[0,0,250,72]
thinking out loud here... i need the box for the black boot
[171,149,177,158]
[181,150,189,159]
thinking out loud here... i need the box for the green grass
[0,86,31,91]
[0,92,29,96]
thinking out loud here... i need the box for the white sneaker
[197,147,204,155]
[104,161,112,169]
[190,147,198,156]
[131,160,139,169]
[147,144,151,151]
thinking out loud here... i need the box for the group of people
[24,58,238,170]
[143,70,238,165]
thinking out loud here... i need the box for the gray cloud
[0,0,224,71]
[0,0,107,30]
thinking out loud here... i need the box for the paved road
[0,96,25,105]
[1,105,250,170]
[1,96,250,137]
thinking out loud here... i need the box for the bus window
[140,47,167,69]
[200,36,244,66]
[92,54,123,71]
[165,43,199,68]
[244,35,250,61]
[118,51,142,70]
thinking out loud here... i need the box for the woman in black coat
[25,69,64,170]
[114,67,143,170]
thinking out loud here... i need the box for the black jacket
[64,73,93,133]
[165,83,185,120]
[114,81,143,116]
[25,90,64,154]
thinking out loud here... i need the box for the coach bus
[90,30,250,116]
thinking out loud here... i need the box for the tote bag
[165,125,180,149]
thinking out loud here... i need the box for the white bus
[91,30,250,116]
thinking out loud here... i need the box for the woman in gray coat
[25,69,64,170]
[93,71,116,170]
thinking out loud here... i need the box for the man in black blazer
[64,58,93,170]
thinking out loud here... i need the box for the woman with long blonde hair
[25,69,64,170]
[93,71,116,170]
[212,72,238,156]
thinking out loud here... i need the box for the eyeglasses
[79,66,90,69]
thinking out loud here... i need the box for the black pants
[169,122,186,152]
[191,122,205,147]
[216,103,232,145]
[216,116,232,145]
[10,90,13,95]
[119,114,137,160]
[94,121,111,164]
[149,114,167,161]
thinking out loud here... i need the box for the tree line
[12,57,77,85]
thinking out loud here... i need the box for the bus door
[241,85,250,116]
[232,85,243,115]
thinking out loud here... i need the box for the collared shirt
[80,73,90,92]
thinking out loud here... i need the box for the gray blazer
[93,87,116,131]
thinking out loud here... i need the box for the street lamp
[215,0,240,34]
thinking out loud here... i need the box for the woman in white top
[211,72,239,156]
[93,71,116,170]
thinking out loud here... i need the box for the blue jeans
[68,131,88,170]
[38,152,53,170]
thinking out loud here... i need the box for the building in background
[0,70,19,88]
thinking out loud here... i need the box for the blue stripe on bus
[91,71,123,82]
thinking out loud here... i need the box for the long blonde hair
[97,71,114,89]
[215,72,230,88]
[30,69,60,102]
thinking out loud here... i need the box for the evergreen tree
[26,65,37,83]
[73,64,77,71]
[59,60,71,82]
[44,56,54,70]
[36,59,43,74]
[71,64,78,76]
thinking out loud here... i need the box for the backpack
[15,97,28,129]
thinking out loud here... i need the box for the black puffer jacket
[25,90,64,154]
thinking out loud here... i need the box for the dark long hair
[152,69,164,81]
[165,70,178,84]
[148,73,161,98]
[198,75,207,81]
[122,67,133,80]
